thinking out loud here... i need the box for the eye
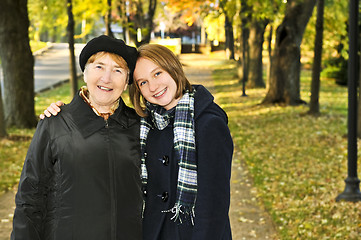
[115,68,123,73]
[154,71,162,77]
[95,64,103,69]
[138,80,147,87]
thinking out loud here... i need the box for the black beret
[79,35,138,84]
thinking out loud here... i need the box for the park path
[180,53,278,240]
[32,43,84,93]
[0,50,278,239]
[0,43,84,99]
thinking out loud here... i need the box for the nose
[101,69,112,83]
[148,79,158,92]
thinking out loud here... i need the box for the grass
[34,79,85,116]
[212,61,361,239]
[30,40,48,53]
[0,58,360,238]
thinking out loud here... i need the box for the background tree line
[0,0,353,139]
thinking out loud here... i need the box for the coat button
[143,187,147,197]
[162,155,169,166]
[161,191,169,202]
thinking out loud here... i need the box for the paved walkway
[33,43,84,93]
[0,50,278,239]
[0,43,84,99]
[0,189,15,239]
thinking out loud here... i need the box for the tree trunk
[143,0,157,44]
[266,24,273,89]
[358,51,361,138]
[67,0,78,97]
[357,48,361,139]
[225,14,235,60]
[0,85,7,138]
[0,0,36,128]
[105,0,114,38]
[239,0,251,95]
[262,0,316,105]
[247,20,267,88]
[358,22,361,138]
[117,0,129,43]
[309,0,324,115]
[133,0,157,46]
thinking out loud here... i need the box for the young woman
[12,35,142,240]
[41,43,233,240]
[130,44,233,240]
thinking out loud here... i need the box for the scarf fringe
[162,204,196,226]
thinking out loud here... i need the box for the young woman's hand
[39,101,64,119]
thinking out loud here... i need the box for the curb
[32,42,54,56]
[32,43,83,94]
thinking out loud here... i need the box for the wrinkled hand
[39,101,64,119]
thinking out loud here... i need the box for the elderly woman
[11,35,142,240]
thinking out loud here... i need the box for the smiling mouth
[98,86,113,91]
[153,88,167,98]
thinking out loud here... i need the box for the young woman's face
[134,57,179,110]
[84,54,128,113]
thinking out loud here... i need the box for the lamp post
[137,28,142,43]
[336,0,361,202]
[125,1,130,45]
[241,22,248,97]
[160,22,165,39]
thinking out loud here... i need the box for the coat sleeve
[11,120,53,240]
[191,114,233,240]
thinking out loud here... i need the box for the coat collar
[192,85,214,119]
[192,84,228,123]
[64,92,137,138]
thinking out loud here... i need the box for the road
[0,43,85,100]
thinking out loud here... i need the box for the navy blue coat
[142,85,233,240]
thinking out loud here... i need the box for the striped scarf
[140,91,197,224]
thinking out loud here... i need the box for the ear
[83,70,87,83]
[123,82,128,91]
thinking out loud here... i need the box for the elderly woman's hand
[39,101,64,119]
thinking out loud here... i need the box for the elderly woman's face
[84,54,128,113]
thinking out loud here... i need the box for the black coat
[142,85,233,240]
[11,93,142,240]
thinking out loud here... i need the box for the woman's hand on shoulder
[39,101,64,119]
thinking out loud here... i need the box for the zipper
[105,119,116,239]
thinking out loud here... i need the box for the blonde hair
[129,44,192,117]
[85,51,130,82]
